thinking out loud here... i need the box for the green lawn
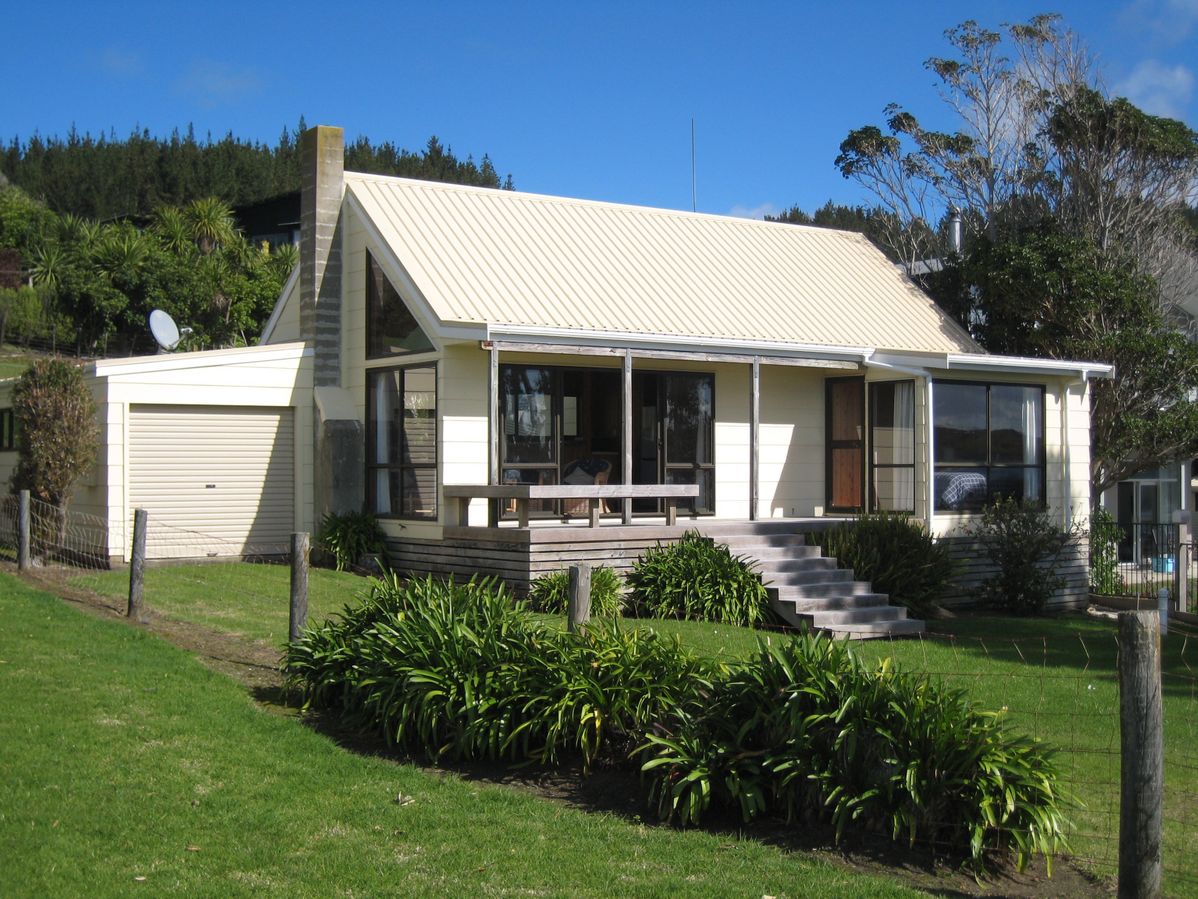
[77,562,370,646]
[0,572,920,898]
[69,563,1198,891]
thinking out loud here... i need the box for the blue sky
[3,1,1195,217]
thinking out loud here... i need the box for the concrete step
[733,544,823,562]
[768,579,875,599]
[714,533,809,549]
[760,568,855,588]
[783,592,893,613]
[806,605,907,626]
[759,556,841,574]
[823,618,927,639]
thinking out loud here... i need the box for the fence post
[127,508,147,621]
[17,489,30,571]
[567,563,591,634]
[289,532,309,643]
[1118,610,1163,899]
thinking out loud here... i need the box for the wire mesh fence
[3,499,1197,893]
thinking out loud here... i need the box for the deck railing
[442,484,700,528]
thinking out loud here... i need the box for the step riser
[768,581,873,598]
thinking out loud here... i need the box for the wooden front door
[826,377,865,512]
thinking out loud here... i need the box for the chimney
[948,207,963,255]
[299,126,363,518]
[300,125,344,387]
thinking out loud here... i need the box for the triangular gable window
[366,250,435,358]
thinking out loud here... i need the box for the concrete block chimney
[300,125,363,518]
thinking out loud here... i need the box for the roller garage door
[128,405,295,558]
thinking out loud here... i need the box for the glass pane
[873,467,915,513]
[499,468,558,517]
[402,468,437,518]
[664,374,713,465]
[989,467,1043,505]
[991,386,1043,465]
[501,366,556,464]
[934,468,989,511]
[402,367,437,465]
[367,252,435,358]
[829,379,864,442]
[870,381,914,466]
[666,468,714,515]
[934,383,987,463]
[830,446,863,509]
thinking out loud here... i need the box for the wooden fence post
[127,508,147,621]
[567,563,591,634]
[1118,610,1163,899]
[17,489,30,571]
[289,532,309,643]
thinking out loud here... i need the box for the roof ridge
[344,170,867,240]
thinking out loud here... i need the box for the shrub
[316,510,385,571]
[640,633,1070,872]
[967,498,1082,614]
[809,512,955,617]
[628,531,770,626]
[1088,506,1125,595]
[528,565,624,617]
[285,575,713,769]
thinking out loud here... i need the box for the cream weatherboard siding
[128,405,295,558]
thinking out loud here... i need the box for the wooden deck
[384,517,841,594]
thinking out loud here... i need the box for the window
[366,251,435,359]
[869,381,915,512]
[934,381,1044,511]
[367,366,437,519]
[0,409,15,451]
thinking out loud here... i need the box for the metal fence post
[567,563,591,633]
[127,508,147,621]
[17,489,30,571]
[289,532,309,643]
[1118,610,1163,899]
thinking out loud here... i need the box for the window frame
[365,363,439,521]
[932,379,1046,511]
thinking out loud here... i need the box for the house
[0,126,1112,632]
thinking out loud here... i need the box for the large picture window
[933,381,1044,511]
[869,380,915,512]
[367,365,437,519]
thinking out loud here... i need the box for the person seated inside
[561,457,613,515]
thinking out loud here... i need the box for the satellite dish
[148,309,192,353]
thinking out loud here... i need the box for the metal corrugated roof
[345,173,980,355]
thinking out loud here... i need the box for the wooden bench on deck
[443,484,700,528]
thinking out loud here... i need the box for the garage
[128,405,296,559]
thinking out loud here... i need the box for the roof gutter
[484,323,874,365]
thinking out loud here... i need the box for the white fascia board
[259,263,300,344]
[871,351,1114,380]
[944,353,1114,379]
[93,341,313,378]
[484,323,873,363]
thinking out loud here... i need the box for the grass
[68,563,1198,889]
[0,572,920,898]
[76,562,369,645]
